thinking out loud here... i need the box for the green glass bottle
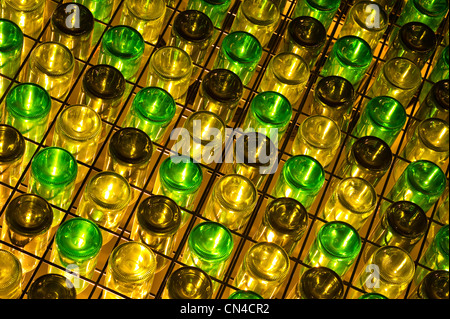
[28,274,76,299]
[358,293,388,299]
[272,155,325,210]
[228,290,263,299]
[186,0,232,28]
[292,0,342,30]
[72,0,114,23]
[0,18,23,96]
[396,0,448,32]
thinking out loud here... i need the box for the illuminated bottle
[1,194,53,273]
[292,114,341,168]
[24,42,75,100]
[321,36,372,87]
[358,293,388,299]
[194,69,243,125]
[204,174,257,231]
[288,267,344,299]
[0,18,23,96]
[415,79,449,123]
[182,221,234,282]
[253,197,308,255]
[230,0,280,48]
[154,155,203,225]
[103,241,156,299]
[396,0,448,32]
[311,76,354,130]
[409,270,449,299]
[48,2,94,61]
[353,246,415,299]
[272,155,325,210]
[49,217,102,293]
[73,0,114,23]
[282,16,326,69]
[0,0,45,38]
[353,0,398,13]
[213,31,262,86]
[352,96,406,146]
[339,1,388,51]
[130,195,181,273]
[77,171,131,245]
[186,0,231,28]
[28,147,78,227]
[304,221,361,276]
[259,52,310,107]
[104,127,153,202]
[123,87,176,144]
[98,25,144,81]
[163,266,213,299]
[336,136,392,187]
[242,91,292,142]
[0,249,22,299]
[28,274,76,299]
[228,290,263,299]
[292,0,342,30]
[147,46,193,104]
[320,177,377,231]
[234,242,289,299]
[119,0,166,45]
[79,64,126,125]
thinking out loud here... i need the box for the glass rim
[202,68,244,104]
[0,249,22,291]
[31,41,75,76]
[317,221,362,259]
[270,52,310,85]
[83,64,126,100]
[222,31,262,64]
[166,266,213,299]
[240,0,281,27]
[334,35,372,68]
[213,174,257,212]
[160,155,203,192]
[250,91,292,127]
[245,241,290,282]
[288,16,327,49]
[173,10,214,43]
[352,1,388,32]
[405,160,446,196]
[283,155,325,191]
[428,79,449,112]
[366,96,406,130]
[86,171,131,211]
[300,114,341,150]
[382,57,421,90]
[385,201,427,239]
[399,21,437,54]
[0,19,23,53]
[316,75,355,108]
[417,118,449,152]
[412,0,448,17]
[351,136,392,172]
[298,266,344,299]
[2,0,44,11]
[150,46,193,80]
[51,2,94,36]
[306,0,341,11]
[6,82,51,120]
[435,224,449,256]
[56,105,102,142]
[136,195,181,235]
[133,87,176,123]
[109,127,153,166]
[371,245,415,284]
[336,177,377,214]
[102,25,145,61]
[0,124,25,163]
[125,0,166,21]
[265,197,308,237]
[28,274,76,299]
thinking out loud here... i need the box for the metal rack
[0,0,448,299]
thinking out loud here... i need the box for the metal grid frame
[0,0,448,300]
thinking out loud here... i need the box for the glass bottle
[130,195,181,273]
[49,217,103,294]
[304,221,361,276]
[258,52,310,107]
[194,69,243,125]
[213,31,262,86]
[186,0,231,29]
[396,0,448,32]
[79,64,126,124]
[311,76,355,131]
[336,136,392,187]
[230,0,280,48]
[28,147,78,227]
[229,132,278,189]
[365,201,428,261]
[182,221,234,282]
[409,270,449,299]
[154,155,203,225]
[0,0,45,38]
[104,127,153,202]
[204,174,257,231]
[0,18,23,96]
[292,0,342,30]
[241,91,292,142]
[339,1,388,51]
[287,267,344,299]
[385,22,437,69]
[253,197,309,255]
[23,42,75,100]
[103,241,156,299]
[358,292,388,299]
[169,10,214,66]
[98,25,145,81]
[321,36,373,87]
[352,246,415,299]
[282,16,326,69]
[48,2,95,61]
[0,125,25,197]
[424,45,449,90]
[123,87,176,144]
[1,193,53,273]
[384,160,446,213]
[28,274,77,299]
[162,266,213,299]
[415,79,449,123]
[0,249,22,299]
[272,155,325,210]
[119,0,166,45]
[292,114,341,168]
[234,242,290,299]
[77,171,131,245]
[367,57,422,108]
[178,111,225,165]
[52,105,102,182]
[321,177,377,231]
[72,0,114,23]
[147,46,193,105]
[353,0,398,13]
[228,290,263,299]
[352,96,406,146]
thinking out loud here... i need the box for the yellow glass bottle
[0,249,22,299]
